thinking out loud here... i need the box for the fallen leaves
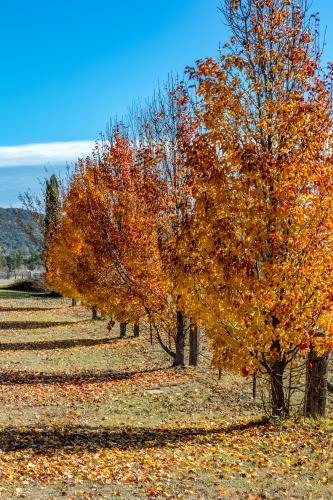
[0,296,332,497]
[0,419,331,498]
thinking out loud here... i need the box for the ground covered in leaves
[0,291,332,498]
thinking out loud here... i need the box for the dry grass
[0,294,331,499]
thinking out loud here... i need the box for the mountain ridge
[0,207,39,254]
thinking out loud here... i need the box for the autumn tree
[46,90,198,365]
[129,78,199,366]
[87,129,172,347]
[173,0,333,416]
[46,136,151,333]
[46,164,124,322]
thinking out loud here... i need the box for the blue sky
[0,0,332,206]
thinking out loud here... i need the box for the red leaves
[299,342,309,351]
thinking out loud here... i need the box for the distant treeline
[0,250,43,272]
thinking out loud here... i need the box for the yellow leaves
[0,417,331,495]
[173,0,333,379]
[313,335,333,357]
[42,0,333,421]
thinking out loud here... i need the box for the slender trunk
[305,349,329,418]
[270,361,287,417]
[328,381,333,393]
[107,318,115,333]
[173,311,186,367]
[150,322,153,345]
[145,310,175,359]
[218,354,222,380]
[120,321,127,338]
[92,305,98,320]
[189,323,199,366]
[252,373,257,400]
[71,298,77,307]
[133,322,140,337]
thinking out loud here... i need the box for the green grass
[0,289,52,299]
[0,289,35,298]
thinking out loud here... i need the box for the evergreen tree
[44,174,60,246]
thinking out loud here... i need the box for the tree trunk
[173,311,186,367]
[270,361,287,417]
[71,298,77,307]
[189,323,199,366]
[305,349,329,418]
[107,318,115,333]
[92,306,98,320]
[252,373,257,400]
[133,322,140,337]
[120,322,127,338]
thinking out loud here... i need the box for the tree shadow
[0,307,67,313]
[0,292,52,299]
[0,337,116,351]
[0,419,268,452]
[0,320,89,330]
[0,367,165,385]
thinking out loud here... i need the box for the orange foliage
[173,0,333,378]
[46,0,333,413]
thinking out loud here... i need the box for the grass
[0,289,54,300]
[0,294,332,498]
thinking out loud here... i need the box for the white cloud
[0,141,96,168]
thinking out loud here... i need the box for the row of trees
[45,0,333,418]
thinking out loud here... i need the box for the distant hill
[0,208,40,254]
